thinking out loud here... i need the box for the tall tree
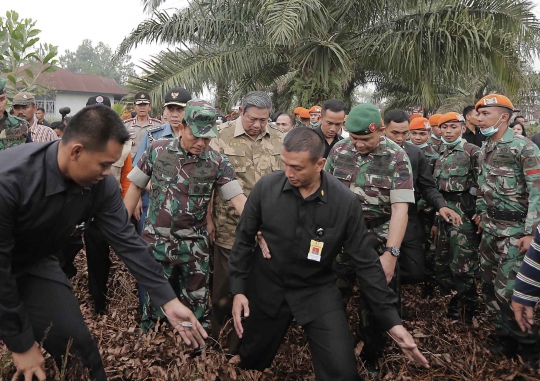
[0,11,58,100]
[116,0,540,111]
[60,39,136,85]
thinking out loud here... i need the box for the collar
[443,138,465,152]
[161,122,175,138]
[499,127,515,143]
[45,141,69,196]
[314,126,342,143]
[233,117,270,138]
[282,171,328,204]
[167,136,210,160]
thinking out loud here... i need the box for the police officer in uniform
[124,92,162,158]
[0,78,31,149]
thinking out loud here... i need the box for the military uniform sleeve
[0,182,36,353]
[229,178,263,294]
[513,225,540,307]
[93,176,176,307]
[476,149,487,215]
[324,146,337,172]
[520,142,540,234]
[216,154,243,200]
[416,150,446,210]
[343,196,401,330]
[390,151,415,204]
[127,143,155,189]
[470,144,480,186]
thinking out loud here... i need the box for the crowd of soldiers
[1,73,540,381]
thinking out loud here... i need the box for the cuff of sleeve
[147,283,177,308]
[127,166,150,189]
[390,189,415,204]
[220,180,244,201]
[3,327,36,353]
[377,308,402,332]
[512,292,538,308]
[434,198,446,212]
[230,277,246,295]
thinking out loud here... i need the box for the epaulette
[149,117,162,123]
[147,125,163,133]
[123,117,135,123]
[217,120,235,132]
[268,123,284,134]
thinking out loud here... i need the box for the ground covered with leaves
[2,251,540,380]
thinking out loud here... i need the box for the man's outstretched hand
[162,299,208,348]
[388,325,430,369]
[11,343,46,381]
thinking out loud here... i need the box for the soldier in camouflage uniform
[0,78,31,150]
[427,114,443,154]
[432,112,480,321]
[209,91,283,345]
[325,103,415,377]
[473,94,540,359]
[125,99,247,332]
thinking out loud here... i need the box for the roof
[29,67,127,95]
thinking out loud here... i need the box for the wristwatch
[384,247,400,257]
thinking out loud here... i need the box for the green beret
[345,103,382,135]
[0,78,6,95]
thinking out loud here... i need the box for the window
[35,94,56,115]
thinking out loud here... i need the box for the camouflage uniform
[477,127,540,343]
[427,136,443,154]
[209,116,283,342]
[127,100,244,332]
[433,140,480,309]
[0,111,30,150]
[325,134,414,360]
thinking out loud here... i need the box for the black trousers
[85,225,111,312]
[239,301,361,381]
[17,273,106,381]
[399,213,426,285]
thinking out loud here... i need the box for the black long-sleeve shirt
[229,170,401,330]
[403,142,446,212]
[0,141,176,353]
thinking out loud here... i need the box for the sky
[8,0,540,72]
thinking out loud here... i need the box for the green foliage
[117,0,540,112]
[0,10,58,100]
[59,40,136,85]
[111,102,127,116]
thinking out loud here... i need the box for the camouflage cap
[346,103,382,135]
[0,78,6,95]
[12,92,35,106]
[185,99,217,138]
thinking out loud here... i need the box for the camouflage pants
[141,255,211,333]
[480,233,538,344]
[434,214,479,307]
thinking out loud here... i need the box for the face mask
[431,135,441,141]
[480,114,504,137]
[441,136,462,146]
[310,122,319,127]
[418,142,428,148]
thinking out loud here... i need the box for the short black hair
[62,105,129,151]
[37,107,45,113]
[51,121,65,132]
[283,127,324,163]
[515,115,526,121]
[322,99,347,115]
[272,111,294,125]
[510,121,527,137]
[384,109,410,125]
[463,105,475,117]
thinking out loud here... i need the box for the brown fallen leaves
[1,250,540,380]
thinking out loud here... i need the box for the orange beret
[428,114,442,127]
[310,105,322,114]
[438,112,465,126]
[410,113,422,120]
[294,107,307,115]
[409,117,430,131]
[475,94,514,112]
[300,109,311,119]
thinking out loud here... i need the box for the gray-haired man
[209,91,284,347]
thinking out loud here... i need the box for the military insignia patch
[171,92,179,99]
[96,96,104,103]
[141,94,145,98]
[424,121,431,129]
[369,123,377,132]
[457,114,465,122]
[484,97,497,105]
[22,94,28,99]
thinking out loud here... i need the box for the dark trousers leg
[304,309,361,381]
[58,236,84,279]
[239,302,294,371]
[85,226,110,312]
[17,274,106,381]
[399,214,426,285]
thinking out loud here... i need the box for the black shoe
[486,334,520,358]
[445,298,460,320]
[362,357,380,379]
[94,299,106,315]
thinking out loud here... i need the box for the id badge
[308,240,323,262]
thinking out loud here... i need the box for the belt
[365,215,391,230]
[439,190,469,202]
[487,206,526,222]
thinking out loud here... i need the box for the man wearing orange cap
[432,112,480,323]
[409,115,439,171]
[293,107,306,123]
[427,114,443,153]
[473,94,540,359]
[309,105,322,128]
[299,108,311,127]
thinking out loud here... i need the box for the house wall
[47,92,118,121]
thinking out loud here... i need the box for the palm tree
[117,0,540,112]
